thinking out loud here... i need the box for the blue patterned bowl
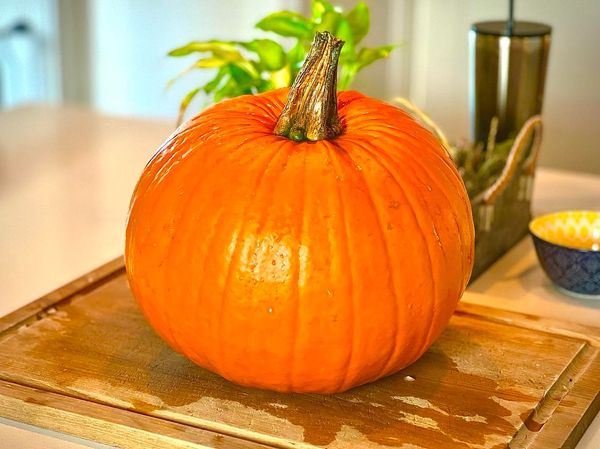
[529,211,600,298]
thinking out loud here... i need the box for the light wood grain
[455,302,600,348]
[0,380,267,449]
[0,263,598,449]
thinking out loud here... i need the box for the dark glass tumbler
[469,21,551,146]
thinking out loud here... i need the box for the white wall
[87,0,300,120]
[405,0,600,174]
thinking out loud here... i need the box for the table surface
[1,105,598,448]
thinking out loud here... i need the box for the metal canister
[469,21,551,145]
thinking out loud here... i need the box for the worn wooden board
[0,258,598,449]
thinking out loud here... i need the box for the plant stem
[275,32,344,142]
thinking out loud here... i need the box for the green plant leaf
[356,45,395,69]
[203,67,229,94]
[335,18,355,59]
[213,65,261,102]
[233,60,260,79]
[168,41,240,59]
[166,53,242,92]
[338,63,358,90]
[346,2,369,44]
[271,66,291,88]
[229,63,260,90]
[286,42,307,81]
[239,39,286,71]
[256,11,314,38]
[177,87,201,125]
[315,9,341,33]
[194,57,229,68]
[213,77,239,102]
[311,0,335,21]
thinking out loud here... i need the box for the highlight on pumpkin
[125,26,475,393]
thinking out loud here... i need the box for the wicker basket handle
[481,115,543,205]
[392,98,543,206]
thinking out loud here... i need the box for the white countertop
[0,105,598,448]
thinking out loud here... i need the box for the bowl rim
[529,210,600,253]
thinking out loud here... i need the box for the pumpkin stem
[275,32,344,142]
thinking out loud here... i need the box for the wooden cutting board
[0,258,598,449]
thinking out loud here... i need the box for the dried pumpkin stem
[275,32,344,142]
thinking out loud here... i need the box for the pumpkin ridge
[338,95,449,160]
[365,137,450,363]
[154,128,261,360]
[330,138,402,385]
[365,126,472,290]
[141,118,212,177]
[194,141,276,372]
[347,136,439,369]
[149,123,228,185]
[210,90,285,124]
[287,147,307,389]
[404,154,467,299]
[140,125,221,218]
[215,140,289,377]
[133,133,222,352]
[372,156,449,362]
[382,134,470,294]
[372,123,464,188]
[363,127,468,300]
[323,142,356,392]
[203,115,274,134]
[164,140,262,369]
[155,133,278,366]
[336,135,410,379]
[138,141,186,218]
[338,137,422,373]
[236,89,288,125]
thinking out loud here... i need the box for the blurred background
[1,0,599,173]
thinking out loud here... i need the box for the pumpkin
[125,32,474,393]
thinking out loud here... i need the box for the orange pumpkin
[125,32,474,393]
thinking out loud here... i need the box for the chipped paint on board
[17,310,70,336]
[156,396,305,443]
[68,377,164,410]
[329,425,424,449]
[397,411,440,430]
[491,395,537,428]
[269,403,289,409]
[392,396,487,423]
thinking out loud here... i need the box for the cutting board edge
[0,257,125,335]
[0,378,271,449]
[506,343,600,449]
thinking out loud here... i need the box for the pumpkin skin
[125,88,474,393]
